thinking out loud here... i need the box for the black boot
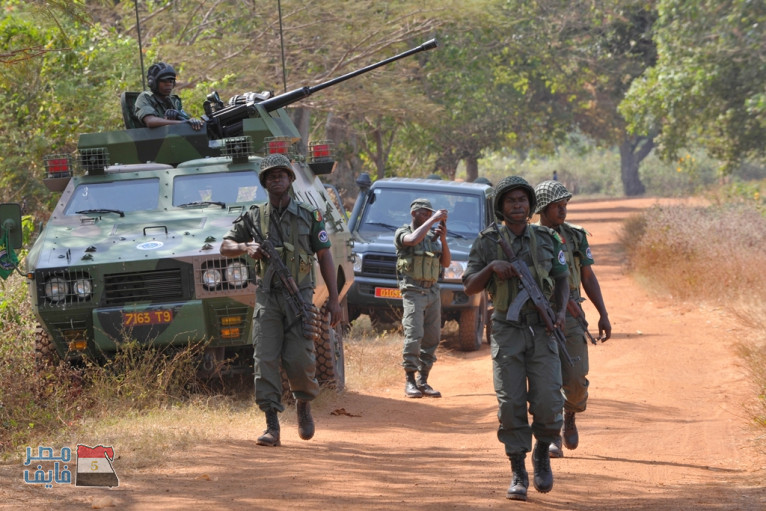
[297,400,315,440]
[532,441,553,493]
[549,435,564,458]
[416,370,442,398]
[563,410,579,450]
[405,372,423,398]
[506,454,529,501]
[256,409,281,447]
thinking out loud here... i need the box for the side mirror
[0,203,22,249]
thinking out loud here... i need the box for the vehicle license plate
[122,309,174,327]
[374,287,402,299]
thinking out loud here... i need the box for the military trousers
[401,285,441,374]
[561,314,590,413]
[252,288,319,413]
[491,314,564,456]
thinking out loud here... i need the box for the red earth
[2,197,765,510]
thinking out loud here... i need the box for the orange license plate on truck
[374,287,402,299]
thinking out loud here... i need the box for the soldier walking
[534,180,611,457]
[463,176,569,501]
[220,154,341,446]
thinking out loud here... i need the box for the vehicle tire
[458,293,487,352]
[34,325,60,372]
[315,304,345,391]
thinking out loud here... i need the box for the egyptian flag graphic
[75,445,119,487]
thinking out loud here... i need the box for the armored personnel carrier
[24,39,437,389]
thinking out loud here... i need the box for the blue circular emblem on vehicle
[136,241,164,250]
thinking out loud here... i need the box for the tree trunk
[618,136,654,196]
[465,154,479,182]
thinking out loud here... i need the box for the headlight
[73,278,92,298]
[44,277,69,302]
[225,261,248,287]
[352,252,363,273]
[202,268,222,288]
[443,261,467,280]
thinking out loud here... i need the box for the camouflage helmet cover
[493,176,536,220]
[534,180,572,214]
[258,153,296,186]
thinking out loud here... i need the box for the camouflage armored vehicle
[25,39,438,389]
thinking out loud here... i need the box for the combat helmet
[534,180,572,214]
[258,153,296,186]
[493,176,536,220]
[147,62,177,91]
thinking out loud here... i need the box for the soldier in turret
[395,199,451,398]
[134,62,204,131]
[220,154,341,447]
[533,180,611,458]
[463,176,569,501]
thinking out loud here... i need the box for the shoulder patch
[558,250,567,265]
[318,230,329,243]
[313,209,323,222]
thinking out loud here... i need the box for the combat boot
[416,370,442,398]
[506,454,529,501]
[549,435,564,458]
[405,371,423,398]
[532,441,553,493]
[563,410,579,450]
[256,409,281,447]
[297,400,315,440]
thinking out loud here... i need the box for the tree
[621,0,766,173]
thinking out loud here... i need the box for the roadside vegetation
[619,181,766,447]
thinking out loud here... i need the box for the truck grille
[103,269,185,305]
[361,254,397,277]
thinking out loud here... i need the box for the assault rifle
[242,209,322,342]
[566,299,599,345]
[493,223,576,366]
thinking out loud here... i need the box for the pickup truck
[347,174,493,351]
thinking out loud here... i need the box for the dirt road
[2,197,765,510]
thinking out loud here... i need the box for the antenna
[134,0,146,90]
[277,0,287,93]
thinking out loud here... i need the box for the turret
[71,39,437,178]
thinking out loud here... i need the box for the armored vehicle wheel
[315,304,345,391]
[34,324,61,372]
[458,293,488,352]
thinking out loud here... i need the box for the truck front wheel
[457,293,488,352]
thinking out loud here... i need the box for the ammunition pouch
[302,303,323,342]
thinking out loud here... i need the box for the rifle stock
[566,299,598,345]
[492,223,576,366]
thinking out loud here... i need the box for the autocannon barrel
[257,38,438,113]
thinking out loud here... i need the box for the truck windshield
[358,188,483,238]
[173,171,266,207]
[65,178,160,215]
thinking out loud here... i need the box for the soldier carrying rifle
[221,153,341,447]
[463,176,570,502]
[533,180,611,458]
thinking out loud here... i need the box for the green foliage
[621,0,766,173]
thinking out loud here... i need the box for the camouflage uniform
[464,222,568,455]
[394,222,443,375]
[134,91,189,124]
[223,196,331,413]
[535,219,594,413]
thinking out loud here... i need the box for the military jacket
[134,91,189,124]
[223,198,331,290]
[463,223,568,313]
[545,222,593,298]
[394,224,442,288]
